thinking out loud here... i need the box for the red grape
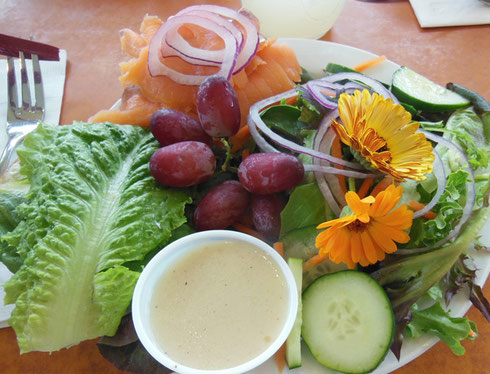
[251,194,286,240]
[149,141,215,187]
[238,153,305,194]
[150,108,212,146]
[194,180,250,231]
[196,75,241,137]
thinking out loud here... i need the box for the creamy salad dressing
[150,240,288,370]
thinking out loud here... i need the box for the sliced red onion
[320,72,399,104]
[421,130,476,244]
[318,130,348,208]
[396,130,476,255]
[248,90,365,170]
[305,164,380,178]
[148,14,238,85]
[316,170,341,217]
[305,81,339,109]
[177,4,259,74]
[164,10,244,65]
[247,113,279,153]
[313,112,346,209]
[412,150,446,219]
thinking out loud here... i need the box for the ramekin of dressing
[132,230,298,374]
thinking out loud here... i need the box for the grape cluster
[148,74,305,238]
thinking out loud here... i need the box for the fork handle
[0,134,25,176]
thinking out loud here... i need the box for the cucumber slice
[391,66,470,112]
[302,270,394,374]
[285,258,303,369]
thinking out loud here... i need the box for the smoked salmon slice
[89,14,301,127]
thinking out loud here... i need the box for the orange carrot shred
[357,178,374,199]
[371,176,393,198]
[408,200,438,220]
[241,148,250,160]
[303,253,328,272]
[230,125,251,152]
[353,55,387,72]
[275,343,286,373]
[331,136,347,195]
[273,242,284,257]
[232,223,265,241]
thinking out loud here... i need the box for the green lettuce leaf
[406,302,477,355]
[0,192,27,273]
[2,122,191,353]
[279,182,333,238]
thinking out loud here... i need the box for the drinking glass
[241,0,346,39]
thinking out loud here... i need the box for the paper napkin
[0,49,67,153]
[0,49,67,327]
[409,0,490,28]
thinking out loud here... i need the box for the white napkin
[0,49,67,152]
[409,0,490,28]
[0,49,67,327]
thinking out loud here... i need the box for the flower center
[347,220,369,232]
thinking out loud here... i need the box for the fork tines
[7,51,44,118]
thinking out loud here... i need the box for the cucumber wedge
[302,270,394,374]
[285,258,303,369]
[391,66,470,112]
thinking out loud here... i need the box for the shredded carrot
[408,200,438,220]
[230,125,251,152]
[353,55,387,72]
[273,242,284,257]
[241,148,250,160]
[275,343,286,373]
[357,178,374,199]
[303,253,328,272]
[286,95,298,105]
[320,90,336,97]
[232,223,265,241]
[331,136,347,195]
[371,176,393,197]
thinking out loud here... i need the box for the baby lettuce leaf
[406,302,477,355]
[1,123,191,353]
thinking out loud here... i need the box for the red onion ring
[320,72,399,104]
[177,5,259,74]
[412,150,446,220]
[148,14,238,85]
[148,5,259,85]
[248,90,365,170]
[305,164,380,178]
[165,10,244,65]
[396,130,476,255]
[313,112,346,212]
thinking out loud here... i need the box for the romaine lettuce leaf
[1,122,191,353]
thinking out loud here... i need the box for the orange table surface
[0,0,489,373]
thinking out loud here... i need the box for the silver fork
[0,52,44,176]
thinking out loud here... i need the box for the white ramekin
[132,230,298,374]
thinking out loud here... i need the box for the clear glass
[241,0,346,39]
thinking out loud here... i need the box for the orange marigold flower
[315,185,413,269]
[331,90,434,182]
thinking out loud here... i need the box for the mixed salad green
[0,61,488,374]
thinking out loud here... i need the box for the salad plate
[243,38,490,374]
